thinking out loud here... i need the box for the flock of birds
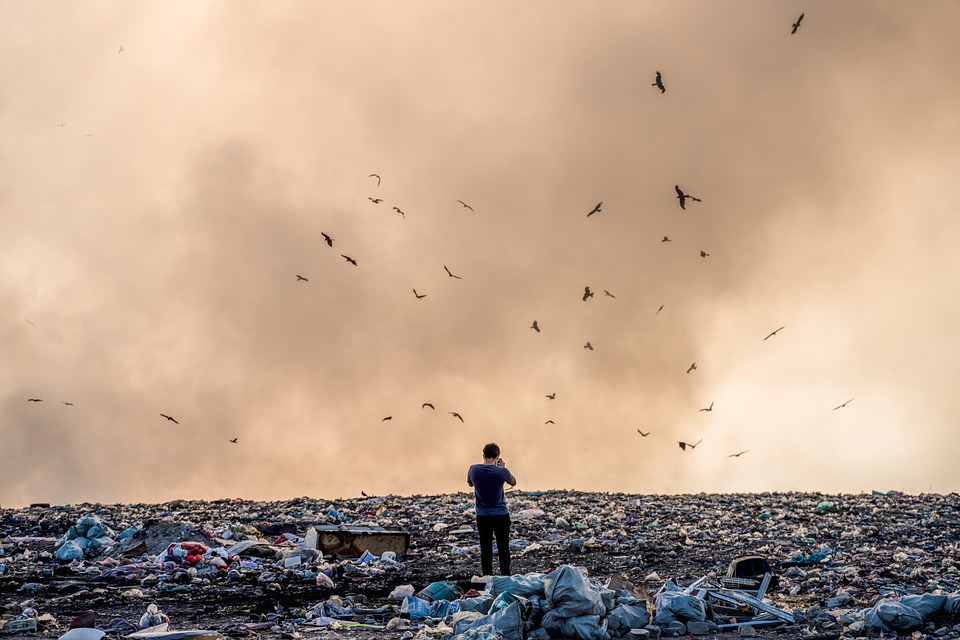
[22,9,849,474]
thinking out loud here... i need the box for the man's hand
[496,458,505,467]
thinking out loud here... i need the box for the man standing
[467,442,517,576]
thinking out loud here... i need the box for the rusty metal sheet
[305,525,410,558]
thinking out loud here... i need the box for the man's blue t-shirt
[467,464,514,516]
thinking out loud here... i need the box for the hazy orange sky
[3,1,960,507]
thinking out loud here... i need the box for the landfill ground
[2,490,960,640]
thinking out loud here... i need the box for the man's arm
[467,467,474,487]
[504,469,517,487]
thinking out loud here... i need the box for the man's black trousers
[476,514,511,576]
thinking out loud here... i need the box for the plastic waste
[400,596,431,620]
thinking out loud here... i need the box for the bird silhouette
[449,412,464,422]
[229,438,238,444]
[296,275,308,281]
[361,490,368,497]
[321,232,334,247]
[546,393,556,400]
[413,289,426,299]
[637,430,650,437]
[58,122,66,127]
[341,254,357,266]
[545,420,555,424]
[764,326,786,341]
[531,320,540,333]
[687,362,697,373]
[444,265,462,279]
[118,45,124,53]
[699,401,714,412]
[662,236,671,242]
[63,401,74,406]
[652,71,665,93]
[160,413,179,424]
[27,398,42,402]
[382,416,392,421]
[678,438,702,451]
[675,185,702,210]
[456,200,474,211]
[791,12,804,34]
[728,450,749,458]
[699,250,710,258]
[832,398,854,411]
[586,202,602,217]
[422,403,435,410]
[657,304,665,315]
[584,342,594,351]
[582,286,594,301]
[368,197,382,204]
[393,206,405,219]
[369,173,381,186]
[83,133,92,137]
[603,290,616,299]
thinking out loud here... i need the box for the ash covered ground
[2,491,959,639]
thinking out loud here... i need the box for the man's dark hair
[483,443,500,459]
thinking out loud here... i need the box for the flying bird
[58,122,66,127]
[382,416,392,421]
[603,290,616,299]
[678,439,702,451]
[422,403,435,410]
[791,12,804,34]
[413,289,426,299]
[118,45,124,53]
[229,438,238,444]
[531,320,540,333]
[449,412,464,422]
[687,362,697,373]
[393,206,405,219]
[444,265,462,279]
[586,202,602,217]
[296,275,309,281]
[637,430,650,437]
[764,326,786,341]
[369,173,381,186]
[456,200,474,211]
[728,450,749,458]
[341,254,357,266]
[699,250,710,258]
[63,401,74,406]
[27,398,42,402]
[652,71,665,94]
[321,232,334,247]
[699,402,714,412]
[582,286,594,301]
[160,413,179,424]
[368,197,383,204]
[545,420,555,424]
[675,185,701,210]
[833,398,854,411]
[661,236,671,242]
[546,393,555,400]
[657,304,665,315]
[584,342,594,350]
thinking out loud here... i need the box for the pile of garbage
[53,515,117,561]
[1,490,960,639]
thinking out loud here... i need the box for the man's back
[468,464,515,516]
